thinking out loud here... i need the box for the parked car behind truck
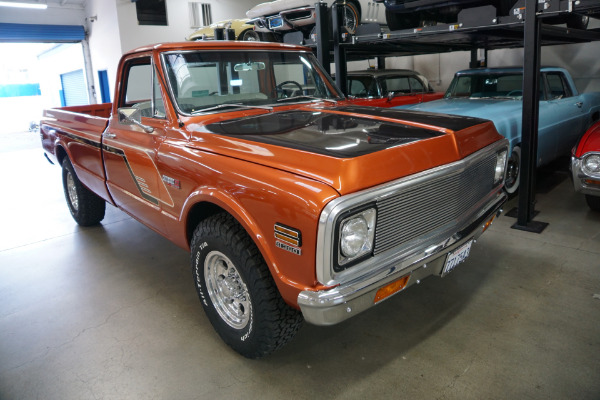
[40,40,508,358]
[401,67,600,194]
[572,120,600,211]
[247,0,386,41]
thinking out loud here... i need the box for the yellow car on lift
[186,19,260,41]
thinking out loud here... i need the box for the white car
[246,0,386,40]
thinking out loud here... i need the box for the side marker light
[374,275,410,304]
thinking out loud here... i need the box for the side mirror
[118,107,154,133]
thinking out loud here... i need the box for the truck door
[102,54,173,234]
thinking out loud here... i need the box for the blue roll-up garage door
[0,23,85,42]
[60,69,87,106]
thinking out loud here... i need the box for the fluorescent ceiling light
[0,1,48,9]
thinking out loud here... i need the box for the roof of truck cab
[125,41,310,56]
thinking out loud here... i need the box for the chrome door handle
[103,131,116,139]
[575,102,583,108]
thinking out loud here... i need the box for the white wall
[114,0,260,53]
[85,0,122,103]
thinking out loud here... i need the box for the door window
[122,58,165,118]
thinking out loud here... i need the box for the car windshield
[162,50,342,114]
[445,73,524,99]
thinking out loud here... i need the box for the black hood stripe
[204,109,447,158]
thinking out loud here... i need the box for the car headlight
[582,153,600,176]
[494,150,508,185]
[338,207,376,267]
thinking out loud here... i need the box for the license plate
[442,240,473,276]
[269,17,283,29]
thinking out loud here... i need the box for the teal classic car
[399,67,600,193]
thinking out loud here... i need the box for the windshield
[162,50,342,114]
[445,73,524,99]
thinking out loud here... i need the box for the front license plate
[442,240,473,276]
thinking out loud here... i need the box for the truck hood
[186,105,501,195]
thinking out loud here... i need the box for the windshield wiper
[190,103,273,115]
[276,95,338,104]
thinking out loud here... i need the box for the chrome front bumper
[297,194,506,326]
[571,156,600,196]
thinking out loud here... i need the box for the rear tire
[191,213,303,359]
[333,1,360,34]
[585,195,600,211]
[61,158,106,226]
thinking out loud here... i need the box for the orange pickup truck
[41,41,508,358]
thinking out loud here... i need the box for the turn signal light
[374,275,410,303]
[584,179,600,186]
[482,215,496,233]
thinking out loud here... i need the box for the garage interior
[1,0,600,399]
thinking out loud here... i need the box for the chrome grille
[374,154,496,255]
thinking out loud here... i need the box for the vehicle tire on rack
[239,29,260,41]
[332,1,360,34]
[585,194,600,211]
[566,14,589,30]
[191,212,303,359]
[385,8,420,31]
[61,157,106,226]
[504,146,521,195]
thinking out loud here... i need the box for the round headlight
[340,216,370,258]
[583,154,600,175]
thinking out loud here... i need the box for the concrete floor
[1,130,599,400]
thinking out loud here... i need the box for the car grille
[374,153,497,255]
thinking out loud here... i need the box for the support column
[315,2,330,75]
[332,3,347,96]
[513,0,548,233]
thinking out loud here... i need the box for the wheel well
[186,201,229,245]
[591,111,599,122]
[55,145,67,165]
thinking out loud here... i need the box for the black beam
[225,28,236,41]
[377,56,385,69]
[513,0,548,233]
[332,4,347,96]
[315,2,330,74]
[214,27,224,41]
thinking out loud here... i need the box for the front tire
[239,29,260,41]
[191,213,303,359]
[505,146,521,195]
[61,157,106,226]
[586,195,600,211]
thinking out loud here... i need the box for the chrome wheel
[342,4,359,33]
[241,29,260,41]
[66,171,79,211]
[204,250,251,329]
